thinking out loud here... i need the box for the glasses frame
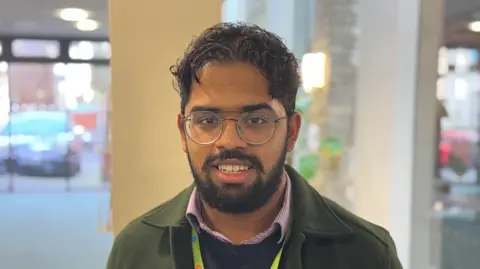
[182,111,288,146]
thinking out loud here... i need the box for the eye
[197,117,219,125]
[244,116,268,125]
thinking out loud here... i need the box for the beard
[186,142,288,214]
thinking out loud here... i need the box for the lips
[202,150,263,174]
[212,164,254,184]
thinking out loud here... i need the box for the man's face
[177,62,301,213]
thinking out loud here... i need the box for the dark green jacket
[107,166,403,269]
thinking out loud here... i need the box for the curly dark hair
[170,22,301,116]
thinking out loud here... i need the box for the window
[69,41,111,60]
[12,39,60,58]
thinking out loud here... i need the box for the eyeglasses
[182,111,287,145]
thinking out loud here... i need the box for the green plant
[447,154,468,177]
[299,153,320,181]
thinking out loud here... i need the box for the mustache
[202,150,264,173]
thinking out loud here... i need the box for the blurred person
[107,22,402,269]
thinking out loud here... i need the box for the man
[107,22,402,269]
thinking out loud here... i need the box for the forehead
[185,62,284,115]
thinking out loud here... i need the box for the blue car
[0,111,82,177]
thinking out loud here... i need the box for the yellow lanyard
[191,227,286,269]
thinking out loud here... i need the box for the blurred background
[0,0,480,269]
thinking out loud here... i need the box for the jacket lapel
[142,186,195,269]
[283,231,306,269]
[170,223,194,269]
[282,166,354,269]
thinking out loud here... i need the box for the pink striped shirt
[186,173,291,245]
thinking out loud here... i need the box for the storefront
[0,36,111,193]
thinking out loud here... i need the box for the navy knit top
[197,229,284,269]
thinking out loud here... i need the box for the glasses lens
[185,111,222,144]
[237,112,276,144]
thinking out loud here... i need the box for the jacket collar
[284,165,353,237]
[142,165,353,238]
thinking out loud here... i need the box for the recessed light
[468,21,480,33]
[76,19,99,31]
[57,8,89,22]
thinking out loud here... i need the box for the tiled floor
[0,192,113,269]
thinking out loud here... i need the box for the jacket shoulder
[326,197,390,240]
[321,197,402,268]
[113,190,187,243]
[106,206,169,268]
[107,187,193,269]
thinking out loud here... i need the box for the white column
[222,0,248,22]
[266,0,295,49]
[109,0,221,235]
[265,0,313,56]
[353,0,443,269]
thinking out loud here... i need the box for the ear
[286,112,302,153]
[177,113,187,152]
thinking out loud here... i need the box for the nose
[214,119,248,149]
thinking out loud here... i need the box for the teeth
[218,164,250,173]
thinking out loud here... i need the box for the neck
[201,175,287,244]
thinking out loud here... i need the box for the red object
[439,130,475,166]
[439,142,450,165]
[72,113,97,130]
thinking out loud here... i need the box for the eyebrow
[190,103,274,114]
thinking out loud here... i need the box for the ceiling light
[468,21,480,32]
[301,52,327,92]
[76,19,99,31]
[57,8,89,22]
